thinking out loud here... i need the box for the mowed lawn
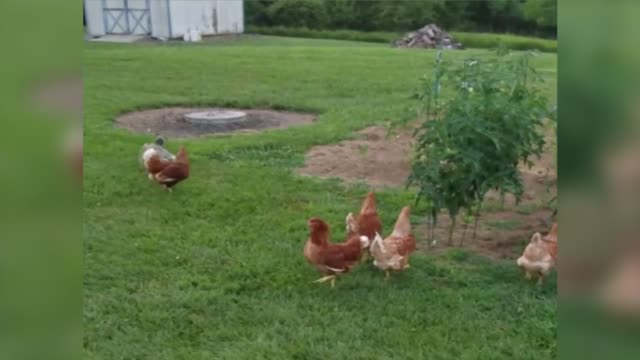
[84,36,557,359]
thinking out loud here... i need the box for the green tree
[523,0,557,27]
[324,0,356,29]
[244,0,276,26]
[266,0,328,29]
[433,0,469,31]
[244,0,556,37]
[377,0,440,31]
[350,0,383,31]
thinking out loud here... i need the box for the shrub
[452,32,557,52]
[246,26,557,52]
[246,26,400,44]
[409,48,555,244]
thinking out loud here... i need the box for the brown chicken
[370,206,417,279]
[144,145,190,191]
[543,223,558,262]
[517,228,555,285]
[304,218,371,287]
[66,127,83,184]
[345,192,383,263]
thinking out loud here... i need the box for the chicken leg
[314,275,336,288]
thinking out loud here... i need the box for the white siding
[85,0,244,39]
[84,0,105,36]
[168,0,217,38]
[216,0,244,34]
[150,0,171,39]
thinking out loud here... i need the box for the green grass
[84,37,557,359]
[451,32,557,52]
[247,26,557,52]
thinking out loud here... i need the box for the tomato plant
[409,48,555,245]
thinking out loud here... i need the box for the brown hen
[345,192,383,263]
[144,146,190,191]
[517,225,556,285]
[543,223,558,262]
[304,218,370,287]
[370,206,416,279]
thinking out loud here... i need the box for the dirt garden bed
[297,123,557,260]
[296,126,415,187]
[115,107,316,138]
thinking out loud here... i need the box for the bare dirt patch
[297,123,557,260]
[296,125,415,187]
[417,209,553,260]
[115,107,316,138]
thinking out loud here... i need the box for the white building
[84,0,244,40]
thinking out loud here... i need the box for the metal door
[103,0,151,35]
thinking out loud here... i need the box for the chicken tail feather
[360,192,377,215]
[176,146,189,163]
[548,223,557,238]
[391,206,411,237]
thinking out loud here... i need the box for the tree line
[244,0,557,38]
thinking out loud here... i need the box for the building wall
[150,0,171,39]
[85,0,151,36]
[168,0,217,38]
[85,0,244,38]
[84,0,105,37]
[216,0,244,34]
[124,0,150,35]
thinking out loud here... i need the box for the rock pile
[394,24,463,49]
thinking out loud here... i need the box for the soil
[417,209,552,260]
[297,123,557,260]
[115,107,316,138]
[296,126,415,187]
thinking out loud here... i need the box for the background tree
[266,0,328,29]
[523,0,557,27]
[244,0,557,37]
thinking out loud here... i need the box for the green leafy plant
[409,48,554,245]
